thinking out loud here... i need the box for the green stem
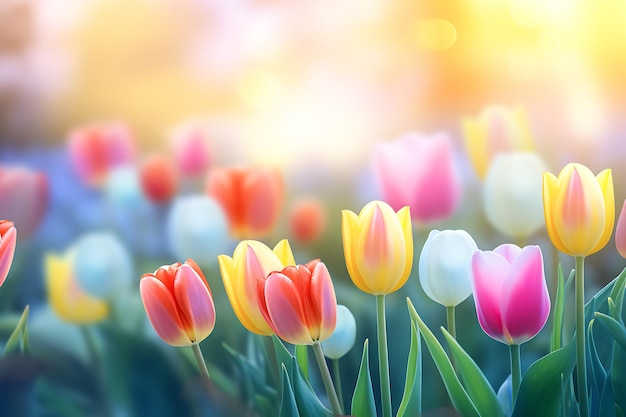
[191,343,211,382]
[332,358,345,412]
[312,343,343,416]
[575,256,589,417]
[509,344,521,404]
[263,335,280,385]
[376,294,392,417]
[446,306,456,340]
[80,326,113,417]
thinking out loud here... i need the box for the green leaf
[608,267,626,310]
[407,298,480,417]
[441,327,504,417]
[280,365,300,417]
[587,319,607,391]
[295,344,310,381]
[255,394,276,417]
[612,334,626,415]
[396,320,421,417]
[3,305,29,355]
[599,371,616,417]
[511,340,576,417]
[289,356,333,417]
[551,265,573,352]
[594,312,626,351]
[351,339,377,417]
[273,336,296,368]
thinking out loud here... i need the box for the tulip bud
[321,305,357,359]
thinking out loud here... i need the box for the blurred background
[1,0,626,415]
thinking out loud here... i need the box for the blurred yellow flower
[45,252,109,324]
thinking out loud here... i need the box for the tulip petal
[273,239,296,266]
[140,275,190,346]
[389,206,414,293]
[493,244,522,263]
[471,251,508,343]
[0,225,17,287]
[243,169,283,237]
[589,169,614,255]
[264,272,311,345]
[174,264,216,344]
[342,209,372,293]
[543,172,569,255]
[616,199,626,258]
[501,246,550,344]
[309,262,337,342]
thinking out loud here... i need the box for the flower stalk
[312,343,343,416]
[377,294,392,417]
[575,256,588,417]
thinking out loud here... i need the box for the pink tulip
[67,123,136,186]
[0,220,17,287]
[470,244,550,345]
[372,132,461,225]
[170,123,212,177]
[257,260,336,345]
[615,199,626,258]
[0,166,48,240]
[140,259,216,346]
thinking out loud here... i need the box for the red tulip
[288,198,327,244]
[0,220,17,287]
[257,260,336,345]
[67,123,136,186]
[139,154,179,203]
[0,166,48,240]
[206,166,283,238]
[140,259,216,346]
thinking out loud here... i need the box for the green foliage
[396,321,421,417]
[351,339,377,417]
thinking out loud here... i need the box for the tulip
[218,239,295,335]
[483,152,547,242]
[67,122,136,186]
[372,132,461,224]
[615,199,626,258]
[206,166,284,238]
[257,259,343,415]
[418,229,477,308]
[257,260,337,345]
[288,198,327,244]
[0,220,17,287]
[321,304,356,360]
[543,163,614,257]
[342,200,413,417]
[462,105,534,179]
[140,259,215,347]
[139,153,179,203]
[342,200,413,295]
[170,122,212,178]
[45,251,109,324]
[0,166,48,240]
[542,162,613,417]
[71,232,133,299]
[166,195,230,263]
[471,244,550,402]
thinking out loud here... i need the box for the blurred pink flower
[0,220,17,287]
[67,123,136,186]
[470,244,550,345]
[0,166,48,240]
[615,199,626,258]
[372,132,461,225]
[170,122,212,178]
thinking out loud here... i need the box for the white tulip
[483,152,547,241]
[418,229,477,307]
[321,305,357,360]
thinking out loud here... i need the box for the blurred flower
[497,375,513,416]
[288,198,327,244]
[483,152,547,241]
[206,166,284,238]
[372,132,461,225]
[342,200,413,295]
[170,121,212,178]
[0,165,48,239]
[218,239,295,335]
[543,163,614,256]
[139,153,179,204]
[418,229,478,307]
[321,304,357,360]
[0,220,17,287]
[45,251,109,324]
[71,232,133,299]
[471,244,550,345]
[140,259,216,347]
[462,106,534,179]
[166,194,230,263]
[257,260,336,345]
[615,199,626,258]
[103,165,144,210]
[67,122,136,187]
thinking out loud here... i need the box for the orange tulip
[206,166,283,238]
[139,153,179,203]
[0,220,17,287]
[257,260,337,345]
[140,259,215,346]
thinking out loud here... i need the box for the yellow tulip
[218,239,295,335]
[342,201,413,295]
[543,163,614,256]
[462,105,534,179]
[45,252,109,324]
